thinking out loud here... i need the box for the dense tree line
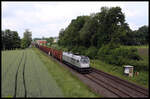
[2,29,21,50]
[58,7,127,49]
[2,29,32,50]
[58,6,148,49]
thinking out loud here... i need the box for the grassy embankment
[91,45,149,88]
[33,48,100,97]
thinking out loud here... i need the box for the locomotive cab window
[80,56,89,63]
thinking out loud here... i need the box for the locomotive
[63,52,91,73]
[35,44,91,73]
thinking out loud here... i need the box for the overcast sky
[2,1,149,39]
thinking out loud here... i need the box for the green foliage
[120,25,149,45]
[97,43,146,71]
[128,60,148,71]
[68,46,87,55]
[21,39,27,49]
[58,6,130,50]
[21,29,32,49]
[48,37,54,46]
[58,6,148,55]
[77,46,87,55]
[71,46,79,53]
[42,37,54,46]
[58,16,89,48]
[2,29,21,50]
[79,16,98,47]
[85,46,98,59]
[33,38,41,40]
[136,25,149,44]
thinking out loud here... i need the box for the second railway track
[84,68,149,97]
[91,68,149,96]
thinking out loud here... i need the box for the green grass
[91,59,149,88]
[25,49,63,97]
[120,45,149,49]
[2,50,24,97]
[2,49,64,97]
[33,48,100,97]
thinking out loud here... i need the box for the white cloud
[2,1,148,38]
[128,22,139,30]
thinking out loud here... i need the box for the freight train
[34,44,91,73]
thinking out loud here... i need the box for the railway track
[91,68,149,96]
[38,48,149,98]
[83,68,149,97]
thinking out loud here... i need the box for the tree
[21,29,32,49]
[12,31,21,48]
[2,29,21,50]
[119,25,149,45]
[58,16,89,48]
[45,37,54,46]
[95,6,126,47]
[2,30,5,50]
[33,38,41,41]
[21,39,27,49]
[136,25,148,44]
[79,15,98,47]
[58,28,65,46]
[58,6,148,55]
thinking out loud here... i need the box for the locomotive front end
[80,56,90,68]
[79,56,91,73]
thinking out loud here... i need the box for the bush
[98,43,143,68]
[60,46,69,52]
[69,46,87,55]
[71,46,79,53]
[85,46,98,59]
[112,47,141,61]
[77,46,87,55]
[98,44,112,58]
[128,60,148,71]
[127,48,142,60]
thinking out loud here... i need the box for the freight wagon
[35,44,91,73]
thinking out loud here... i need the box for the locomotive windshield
[80,56,89,63]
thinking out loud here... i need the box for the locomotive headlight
[81,63,90,68]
